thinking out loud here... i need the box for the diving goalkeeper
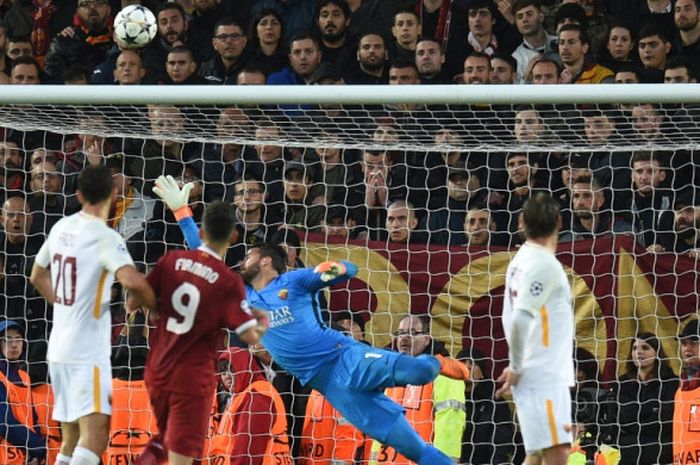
[151,175,470,465]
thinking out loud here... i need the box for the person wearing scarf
[673,319,700,465]
[43,0,112,83]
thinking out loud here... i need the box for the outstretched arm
[152,174,202,249]
[291,261,358,292]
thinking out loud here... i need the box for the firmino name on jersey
[174,258,220,283]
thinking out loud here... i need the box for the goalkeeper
[152,175,469,465]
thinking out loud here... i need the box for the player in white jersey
[496,192,575,465]
[30,165,157,465]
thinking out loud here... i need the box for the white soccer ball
[113,5,157,49]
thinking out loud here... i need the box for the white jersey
[36,212,134,364]
[501,242,575,388]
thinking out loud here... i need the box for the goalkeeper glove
[314,261,347,282]
[152,175,194,220]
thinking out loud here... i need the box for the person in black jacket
[613,332,678,465]
[199,18,253,85]
[457,347,521,465]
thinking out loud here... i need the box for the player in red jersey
[135,200,262,465]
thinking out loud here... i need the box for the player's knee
[412,355,440,384]
[418,445,452,465]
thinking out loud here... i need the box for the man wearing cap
[655,188,700,257]
[322,207,360,240]
[673,319,700,465]
[0,320,47,465]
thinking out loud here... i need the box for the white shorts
[49,361,112,422]
[512,385,573,455]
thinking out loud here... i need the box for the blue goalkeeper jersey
[246,263,358,384]
[175,215,359,384]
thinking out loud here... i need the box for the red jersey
[145,247,255,397]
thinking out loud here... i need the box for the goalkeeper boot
[134,435,168,465]
[434,354,470,381]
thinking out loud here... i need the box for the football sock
[384,415,426,462]
[69,447,100,465]
[55,453,72,465]
[418,445,453,465]
[393,354,440,386]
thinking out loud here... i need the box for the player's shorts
[148,386,213,458]
[512,384,573,455]
[308,342,406,443]
[49,360,112,423]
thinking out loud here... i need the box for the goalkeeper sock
[69,447,100,465]
[55,453,71,465]
[393,354,439,386]
[384,415,426,462]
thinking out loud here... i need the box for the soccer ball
[113,5,157,49]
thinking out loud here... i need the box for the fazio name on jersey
[174,258,220,284]
[267,306,294,328]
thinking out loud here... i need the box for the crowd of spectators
[1,0,700,463]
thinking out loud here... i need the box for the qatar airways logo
[268,306,294,328]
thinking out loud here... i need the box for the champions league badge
[530,281,543,296]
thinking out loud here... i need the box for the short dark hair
[315,0,351,20]
[465,51,491,67]
[10,55,40,73]
[203,201,236,244]
[389,58,419,72]
[8,35,31,44]
[666,55,697,80]
[78,165,114,204]
[251,243,288,274]
[615,62,642,78]
[638,23,671,43]
[521,192,561,239]
[394,6,419,23]
[214,17,244,35]
[559,23,589,45]
[468,0,496,15]
[490,53,517,73]
[158,2,186,18]
[168,46,195,62]
[357,31,386,50]
[631,150,666,168]
[511,0,541,15]
[289,31,320,51]
[63,63,88,83]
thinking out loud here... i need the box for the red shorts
[148,386,213,458]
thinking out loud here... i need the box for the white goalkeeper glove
[152,175,194,219]
[314,261,347,282]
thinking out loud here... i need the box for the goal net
[1,84,698,465]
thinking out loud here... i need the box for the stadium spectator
[390,7,422,62]
[370,315,466,464]
[415,39,449,84]
[333,311,367,343]
[614,64,642,84]
[113,50,146,85]
[614,332,678,465]
[637,24,673,82]
[6,37,33,61]
[321,206,361,240]
[490,53,517,84]
[462,52,491,84]
[248,9,288,77]
[465,0,519,58]
[187,0,226,64]
[247,0,315,46]
[43,0,112,83]
[665,55,698,83]
[558,24,614,84]
[603,0,674,40]
[343,32,389,84]
[581,105,620,145]
[427,165,484,246]
[598,22,637,74]
[527,56,560,84]
[268,32,322,85]
[415,0,468,78]
[282,161,324,231]
[315,0,352,68]
[388,59,421,85]
[0,139,24,202]
[142,3,191,84]
[675,0,700,63]
[457,346,519,465]
[208,347,292,465]
[511,0,558,81]
[9,55,40,84]
[0,320,46,465]
[311,137,362,208]
[631,103,666,143]
[165,46,203,84]
[553,2,587,33]
[512,105,552,143]
[199,18,251,85]
[673,319,700,465]
[559,174,636,243]
[247,122,286,205]
[659,187,700,256]
[237,66,267,85]
[385,200,426,244]
[28,161,76,235]
[464,202,500,247]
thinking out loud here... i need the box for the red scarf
[31,0,57,56]
[72,13,113,46]
[417,0,453,51]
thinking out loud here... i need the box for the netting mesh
[0,99,699,465]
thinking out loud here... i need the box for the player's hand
[152,175,194,212]
[314,261,347,282]
[495,366,520,398]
